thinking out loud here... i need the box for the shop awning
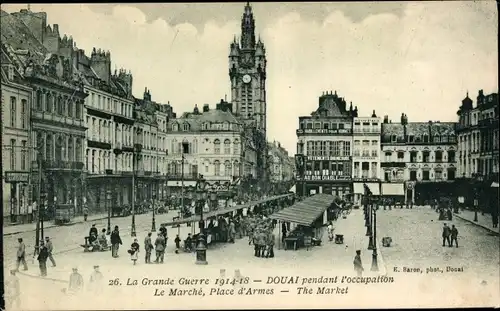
[289,185,296,193]
[161,193,294,226]
[381,183,404,196]
[491,182,499,188]
[268,194,334,226]
[353,183,380,195]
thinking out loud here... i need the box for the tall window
[422,170,430,180]
[224,139,231,154]
[10,139,16,170]
[214,160,221,175]
[410,151,418,163]
[397,152,404,162]
[214,139,221,154]
[46,93,52,112]
[76,138,82,162]
[371,162,377,178]
[448,150,455,163]
[224,161,232,176]
[234,139,240,154]
[435,169,443,181]
[75,101,81,119]
[422,151,430,163]
[384,152,392,162]
[233,161,240,176]
[91,150,96,173]
[435,150,443,162]
[46,134,52,160]
[410,171,417,181]
[353,162,360,178]
[36,90,43,110]
[68,138,74,162]
[10,97,16,127]
[67,100,73,117]
[21,140,27,170]
[21,99,27,128]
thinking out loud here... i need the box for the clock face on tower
[242,74,252,84]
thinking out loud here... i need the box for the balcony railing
[167,172,200,180]
[478,118,499,128]
[31,111,85,128]
[33,160,85,170]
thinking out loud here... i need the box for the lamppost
[364,184,374,250]
[106,189,112,235]
[151,192,156,232]
[131,142,137,237]
[370,197,379,272]
[474,196,479,222]
[195,176,208,265]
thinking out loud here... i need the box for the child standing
[130,239,140,265]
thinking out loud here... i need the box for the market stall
[268,194,335,251]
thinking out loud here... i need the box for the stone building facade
[352,113,382,205]
[267,141,294,183]
[164,103,252,200]
[296,91,357,197]
[1,43,33,223]
[380,114,458,204]
[456,90,499,211]
[2,11,89,221]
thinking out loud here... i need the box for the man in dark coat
[37,241,49,276]
[450,225,459,248]
[144,232,153,263]
[89,224,98,243]
[442,223,451,247]
[110,226,122,258]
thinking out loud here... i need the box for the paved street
[3,211,182,270]
[6,206,500,309]
[375,206,500,306]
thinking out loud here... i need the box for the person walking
[442,223,451,247]
[37,241,49,277]
[110,226,123,258]
[16,238,28,271]
[174,234,181,254]
[154,233,165,263]
[266,232,275,258]
[130,239,140,265]
[450,225,459,248]
[83,205,89,222]
[44,236,56,267]
[5,270,21,310]
[89,265,104,294]
[67,267,84,295]
[144,232,153,263]
[353,250,364,277]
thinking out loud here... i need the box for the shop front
[352,178,380,206]
[381,182,405,205]
[3,171,30,224]
[301,175,351,198]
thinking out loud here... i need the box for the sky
[2,2,498,155]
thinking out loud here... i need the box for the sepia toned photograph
[1,1,498,310]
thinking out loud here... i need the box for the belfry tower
[229,2,267,134]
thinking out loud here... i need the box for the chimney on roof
[383,115,389,124]
[203,104,209,113]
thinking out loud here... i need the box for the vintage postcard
[1,2,499,310]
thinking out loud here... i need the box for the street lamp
[195,176,208,265]
[106,189,112,235]
[474,197,479,222]
[370,197,379,272]
[151,193,156,232]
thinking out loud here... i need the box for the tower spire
[241,2,256,49]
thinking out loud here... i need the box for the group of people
[15,236,56,277]
[246,214,276,258]
[441,223,459,248]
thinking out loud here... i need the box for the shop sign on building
[5,171,30,183]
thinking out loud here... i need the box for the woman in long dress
[130,239,140,265]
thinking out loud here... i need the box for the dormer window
[172,123,179,131]
[391,135,397,142]
[423,135,429,143]
[202,122,209,130]
[183,123,189,131]
[434,135,440,143]
[408,135,414,143]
